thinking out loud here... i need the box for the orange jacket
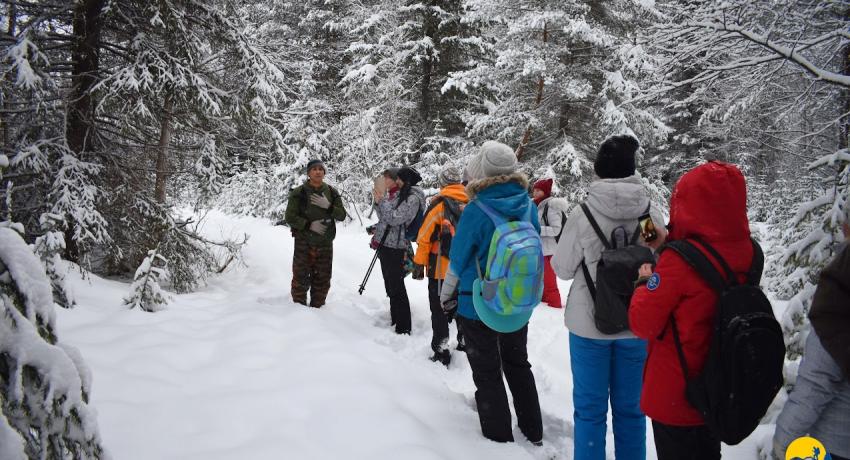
[414,184,469,279]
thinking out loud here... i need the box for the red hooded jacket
[629,161,754,426]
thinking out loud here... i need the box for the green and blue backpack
[472,200,544,332]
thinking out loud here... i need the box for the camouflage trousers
[291,238,333,308]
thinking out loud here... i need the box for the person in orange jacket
[413,163,469,366]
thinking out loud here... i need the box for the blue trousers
[569,333,647,460]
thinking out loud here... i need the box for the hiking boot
[530,440,543,447]
[429,351,451,367]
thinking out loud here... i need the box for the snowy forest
[1,0,848,459]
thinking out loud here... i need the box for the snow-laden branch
[687,21,850,88]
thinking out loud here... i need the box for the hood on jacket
[467,172,529,199]
[585,175,650,220]
[668,161,749,243]
[439,183,469,202]
[468,173,534,220]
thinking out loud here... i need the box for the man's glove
[411,263,425,280]
[310,193,331,209]
[309,220,328,235]
[366,224,376,235]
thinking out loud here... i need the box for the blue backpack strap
[472,199,506,225]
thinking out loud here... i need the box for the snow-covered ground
[56,211,773,459]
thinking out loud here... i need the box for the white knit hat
[465,141,518,181]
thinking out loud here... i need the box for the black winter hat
[306,159,326,173]
[383,168,399,180]
[397,166,422,186]
[594,135,639,179]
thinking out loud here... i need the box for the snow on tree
[645,0,849,392]
[445,0,669,197]
[123,245,170,312]
[33,213,75,309]
[0,226,106,459]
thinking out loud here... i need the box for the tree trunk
[516,21,547,160]
[66,0,106,157]
[64,0,106,262]
[154,93,174,204]
[3,3,16,152]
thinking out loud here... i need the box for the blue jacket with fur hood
[448,172,540,321]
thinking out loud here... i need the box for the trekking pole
[358,226,390,295]
[358,250,379,295]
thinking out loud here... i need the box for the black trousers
[458,317,542,443]
[427,278,450,352]
[652,421,720,460]
[378,246,410,334]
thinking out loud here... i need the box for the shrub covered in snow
[0,227,106,460]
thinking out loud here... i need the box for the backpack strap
[580,204,611,250]
[543,201,568,242]
[473,199,506,225]
[670,315,690,380]
[581,259,597,301]
[690,237,737,287]
[747,238,765,286]
[663,240,728,293]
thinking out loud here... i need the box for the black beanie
[594,135,639,179]
[397,166,422,186]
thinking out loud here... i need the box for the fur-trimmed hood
[466,172,529,199]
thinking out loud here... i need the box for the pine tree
[0,226,106,459]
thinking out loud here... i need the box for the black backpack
[425,196,461,255]
[580,204,655,334]
[541,200,567,243]
[664,238,784,445]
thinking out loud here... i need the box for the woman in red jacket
[629,161,754,460]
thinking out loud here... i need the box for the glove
[440,269,459,305]
[309,220,328,235]
[310,193,331,209]
[366,224,376,235]
[442,298,457,323]
[411,263,425,280]
[370,237,379,250]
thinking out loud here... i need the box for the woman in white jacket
[532,178,568,308]
[550,135,664,460]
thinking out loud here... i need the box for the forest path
[56,211,766,460]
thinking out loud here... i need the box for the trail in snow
[56,211,768,460]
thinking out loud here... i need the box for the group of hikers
[283,138,850,460]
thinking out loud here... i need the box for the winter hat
[306,159,326,173]
[594,135,639,179]
[383,167,399,180]
[466,141,518,181]
[533,178,553,198]
[438,163,463,186]
[397,166,422,186]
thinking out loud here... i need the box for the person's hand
[372,187,383,203]
[309,220,328,235]
[412,264,425,280]
[638,263,654,278]
[370,237,379,250]
[442,299,457,323]
[310,193,331,209]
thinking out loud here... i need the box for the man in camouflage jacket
[284,159,346,308]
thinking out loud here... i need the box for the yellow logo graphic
[786,436,831,460]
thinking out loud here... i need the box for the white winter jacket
[550,175,665,340]
[537,196,570,256]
